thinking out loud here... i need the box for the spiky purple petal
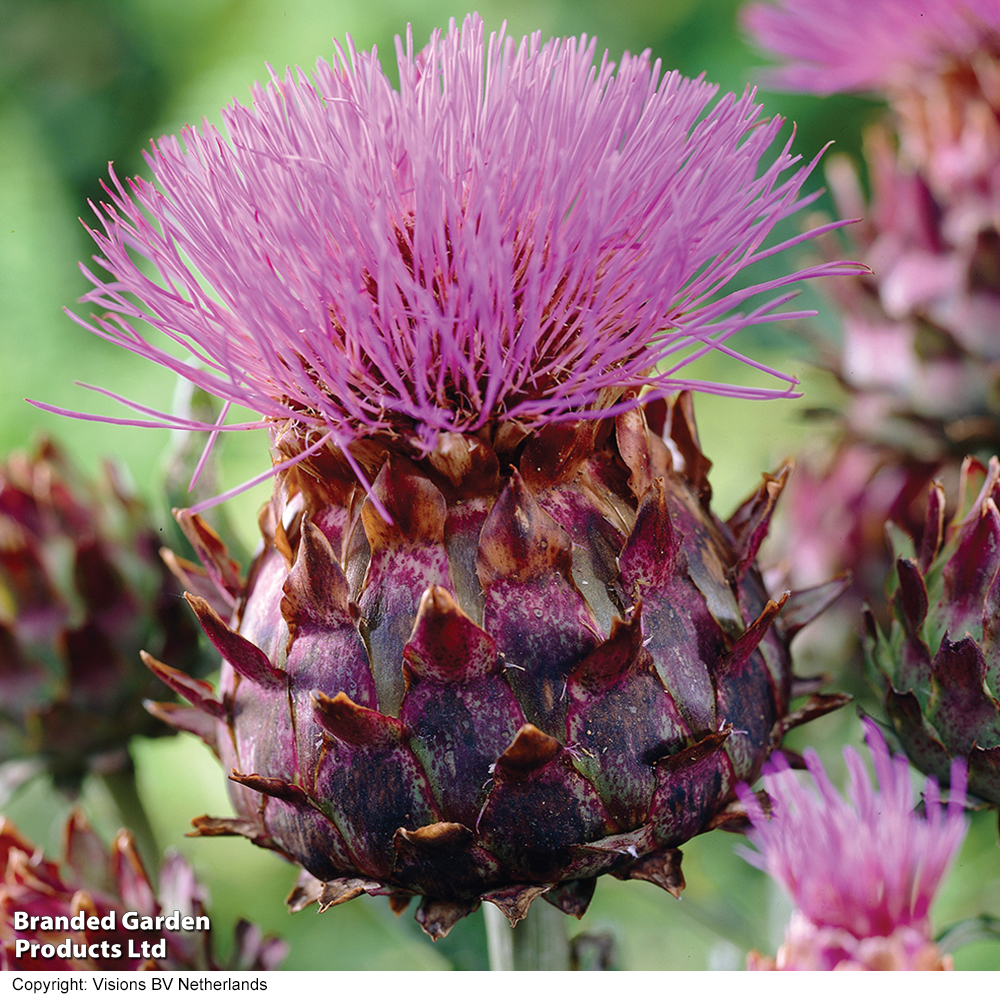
[738,719,968,945]
[43,14,861,481]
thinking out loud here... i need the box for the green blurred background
[1,0,998,971]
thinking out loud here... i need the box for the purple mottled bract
[742,0,1000,95]
[55,13,859,467]
[738,719,968,970]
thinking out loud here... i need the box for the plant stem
[101,760,160,877]
[484,905,514,970]
[484,901,571,970]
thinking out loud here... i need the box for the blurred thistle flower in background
[0,810,286,971]
[742,0,1000,667]
[0,438,208,799]
[738,718,968,971]
[741,0,999,97]
[38,11,865,948]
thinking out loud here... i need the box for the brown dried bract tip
[475,468,575,586]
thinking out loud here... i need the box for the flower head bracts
[48,14,860,470]
[738,719,968,942]
[742,0,1000,95]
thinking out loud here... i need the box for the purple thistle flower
[738,718,968,970]
[40,14,860,498]
[38,15,873,935]
[742,0,1000,96]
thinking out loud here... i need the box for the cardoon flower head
[739,719,968,970]
[42,13,859,483]
[0,811,286,971]
[867,456,1000,806]
[43,14,862,938]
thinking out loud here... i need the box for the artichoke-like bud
[0,439,206,792]
[0,810,285,971]
[866,455,1000,803]
[149,395,849,939]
